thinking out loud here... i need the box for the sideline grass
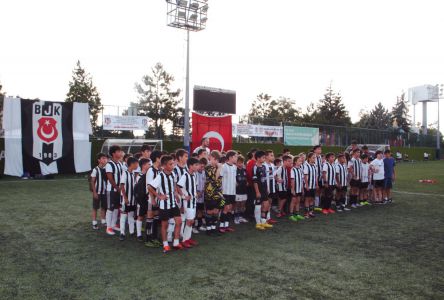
[0,161,443,299]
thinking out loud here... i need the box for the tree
[135,63,181,139]
[66,60,102,134]
[248,93,273,124]
[311,85,351,126]
[356,102,391,129]
[247,93,300,125]
[391,92,410,133]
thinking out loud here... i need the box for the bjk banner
[192,112,232,152]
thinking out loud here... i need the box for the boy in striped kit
[359,154,371,206]
[276,155,292,218]
[173,149,188,241]
[264,150,277,224]
[313,145,324,212]
[289,155,305,222]
[195,157,207,232]
[335,153,349,212]
[135,158,151,242]
[105,145,124,235]
[322,152,337,215]
[304,152,318,218]
[90,153,108,229]
[119,157,139,241]
[220,150,238,232]
[348,148,362,208]
[177,157,200,248]
[252,151,273,230]
[148,155,183,253]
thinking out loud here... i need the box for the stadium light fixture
[166,0,209,151]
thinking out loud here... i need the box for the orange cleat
[328,208,336,214]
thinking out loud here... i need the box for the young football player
[335,153,349,212]
[359,154,371,206]
[90,153,108,229]
[264,150,277,224]
[119,157,138,241]
[276,155,292,218]
[252,151,273,230]
[204,151,224,236]
[195,157,207,231]
[370,150,385,204]
[220,150,238,232]
[289,155,305,221]
[134,158,151,242]
[235,156,248,224]
[304,152,318,218]
[105,145,124,235]
[322,152,336,215]
[383,150,396,203]
[348,148,362,208]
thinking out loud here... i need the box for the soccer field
[0,161,443,300]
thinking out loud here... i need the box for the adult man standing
[193,137,211,155]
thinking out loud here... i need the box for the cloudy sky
[1,0,443,130]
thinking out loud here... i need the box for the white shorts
[184,206,196,220]
[236,194,248,202]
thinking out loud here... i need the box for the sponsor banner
[103,115,149,131]
[232,124,283,138]
[284,126,319,146]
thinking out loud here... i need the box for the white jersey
[149,171,177,209]
[221,163,237,195]
[315,154,323,180]
[370,159,385,180]
[335,163,348,187]
[291,166,304,194]
[322,162,336,186]
[91,166,107,195]
[304,163,317,189]
[121,170,136,206]
[275,166,287,192]
[195,170,206,203]
[348,157,362,180]
[177,171,198,209]
[361,163,370,183]
[105,160,123,192]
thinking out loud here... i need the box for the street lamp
[166,0,209,152]
[437,84,443,159]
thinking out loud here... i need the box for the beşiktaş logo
[32,101,63,165]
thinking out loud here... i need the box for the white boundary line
[393,190,444,197]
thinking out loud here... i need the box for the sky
[1,0,444,131]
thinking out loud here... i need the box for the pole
[184,30,190,152]
[437,96,441,159]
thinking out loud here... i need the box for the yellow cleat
[262,223,273,229]
[255,224,266,230]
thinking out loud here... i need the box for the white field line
[393,190,444,197]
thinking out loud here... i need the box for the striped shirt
[348,157,362,180]
[315,155,323,180]
[221,163,237,195]
[335,163,348,187]
[146,166,160,203]
[291,166,304,194]
[173,165,188,183]
[361,163,370,183]
[149,171,177,210]
[177,171,197,209]
[303,163,318,190]
[91,166,107,195]
[322,162,336,186]
[121,170,136,206]
[264,162,276,194]
[276,166,287,192]
[105,160,123,192]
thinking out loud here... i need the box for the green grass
[0,162,443,299]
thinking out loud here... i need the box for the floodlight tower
[166,0,209,151]
[408,84,440,135]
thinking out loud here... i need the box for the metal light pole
[437,84,443,159]
[166,0,208,151]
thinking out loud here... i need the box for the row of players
[90,145,396,253]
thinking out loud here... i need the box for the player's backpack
[134,173,147,204]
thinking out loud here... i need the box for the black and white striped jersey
[335,163,348,187]
[91,166,107,195]
[322,162,336,186]
[221,163,237,195]
[348,157,362,180]
[146,166,160,191]
[173,165,188,183]
[121,170,136,206]
[105,160,123,192]
[291,166,304,194]
[177,171,197,209]
[149,171,177,210]
[361,163,370,183]
[315,155,323,180]
[264,162,276,194]
[275,166,287,192]
[303,163,318,190]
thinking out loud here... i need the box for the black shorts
[93,194,107,210]
[254,193,268,205]
[137,200,148,217]
[268,192,278,200]
[106,191,121,211]
[324,185,335,198]
[121,204,136,213]
[317,180,323,188]
[304,188,316,198]
[278,191,288,200]
[205,199,220,211]
[360,182,369,189]
[159,206,181,221]
[336,186,347,193]
[292,192,302,197]
[374,179,384,188]
[196,202,205,210]
[223,194,236,205]
[350,179,361,188]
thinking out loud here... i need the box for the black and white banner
[3,97,91,176]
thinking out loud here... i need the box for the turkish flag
[192,112,232,152]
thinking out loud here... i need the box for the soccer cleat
[344,207,351,211]
[322,209,329,215]
[113,226,120,232]
[144,241,157,248]
[225,227,235,232]
[163,245,171,253]
[106,228,115,235]
[328,208,336,214]
[234,218,240,225]
[173,243,184,250]
[181,241,192,248]
[119,234,125,241]
[364,201,371,205]
[92,224,99,230]
[296,214,305,220]
[198,226,207,231]
[388,198,393,203]
[262,223,273,228]
[304,213,310,219]
[360,202,366,206]
[152,240,163,247]
[188,239,199,246]
[314,207,323,212]
[289,215,299,222]
[309,212,316,218]
[219,228,227,233]
[255,224,266,230]
[267,219,277,224]
[239,217,249,223]
[137,235,144,242]
[192,228,200,234]
[351,204,357,208]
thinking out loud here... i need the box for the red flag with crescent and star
[191,112,232,152]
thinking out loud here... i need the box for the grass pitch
[0,161,443,299]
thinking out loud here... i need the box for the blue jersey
[383,157,395,179]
